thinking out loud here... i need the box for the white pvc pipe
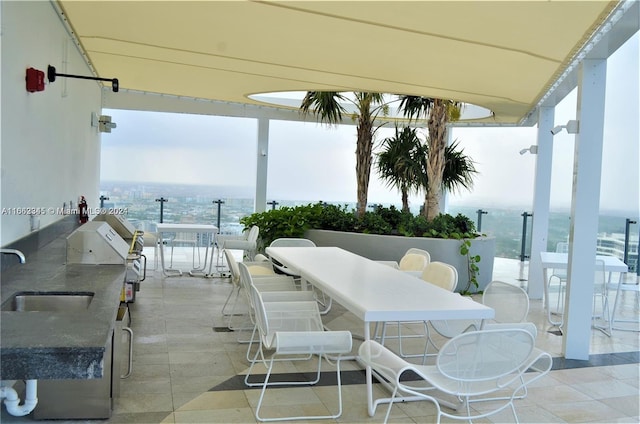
[1,380,38,416]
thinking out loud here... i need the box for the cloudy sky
[101,33,638,216]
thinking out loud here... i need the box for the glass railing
[99,182,638,272]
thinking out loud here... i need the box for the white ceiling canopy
[56,0,629,124]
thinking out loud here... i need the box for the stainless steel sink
[1,291,94,312]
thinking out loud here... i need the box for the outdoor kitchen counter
[0,236,125,380]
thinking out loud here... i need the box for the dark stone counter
[0,232,125,380]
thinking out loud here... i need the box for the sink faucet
[0,249,26,264]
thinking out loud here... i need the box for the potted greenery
[240,204,494,294]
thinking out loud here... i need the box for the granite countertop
[0,237,125,380]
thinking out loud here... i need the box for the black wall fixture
[48,65,119,92]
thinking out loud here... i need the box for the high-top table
[156,223,218,277]
[265,246,494,416]
[540,251,629,324]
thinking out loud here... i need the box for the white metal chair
[217,225,260,265]
[221,248,295,331]
[266,238,335,314]
[359,328,553,424]
[168,232,201,269]
[378,261,457,359]
[427,281,533,359]
[397,252,430,278]
[483,280,530,324]
[547,241,569,325]
[592,259,612,336]
[404,247,431,263]
[420,261,458,291]
[609,274,640,332]
[268,238,316,277]
[376,248,430,276]
[546,259,612,336]
[243,264,352,422]
[237,262,317,361]
[144,232,160,270]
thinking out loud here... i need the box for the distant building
[597,232,639,272]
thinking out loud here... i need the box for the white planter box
[305,229,496,293]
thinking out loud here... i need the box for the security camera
[550,125,564,135]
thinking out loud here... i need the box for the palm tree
[442,140,477,194]
[398,95,461,221]
[377,126,477,213]
[300,91,387,217]
[376,126,423,212]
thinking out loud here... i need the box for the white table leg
[364,323,375,417]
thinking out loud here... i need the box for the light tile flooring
[2,249,638,423]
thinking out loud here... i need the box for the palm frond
[300,91,347,125]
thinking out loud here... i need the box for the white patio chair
[547,259,612,336]
[404,247,431,264]
[483,280,530,324]
[266,238,335,313]
[243,265,352,422]
[378,261,457,359]
[268,237,316,277]
[217,225,260,265]
[237,262,317,362]
[376,248,430,276]
[168,232,201,269]
[221,248,290,329]
[427,280,533,360]
[608,274,640,332]
[592,259,612,336]
[547,241,569,325]
[397,252,430,277]
[359,328,553,424]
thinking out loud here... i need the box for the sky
[101,33,639,217]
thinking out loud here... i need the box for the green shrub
[316,203,357,232]
[240,202,479,252]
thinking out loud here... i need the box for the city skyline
[99,179,638,268]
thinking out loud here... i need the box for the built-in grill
[91,213,146,302]
[93,211,144,252]
[67,218,145,303]
[66,221,129,265]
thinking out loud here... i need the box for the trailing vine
[459,238,481,295]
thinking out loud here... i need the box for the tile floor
[2,249,638,423]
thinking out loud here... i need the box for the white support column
[528,106,555,300]
[255,118,269,213]
[563,58,607,360]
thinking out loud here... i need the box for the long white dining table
[540,251,628,323]
[156,223,218,277]
[265,246,495,416]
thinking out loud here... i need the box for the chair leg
[169,243,175,268]
[383,386,399,424]
[221,284,238,317]
[254,354,343,422]
[611,280,640,331]
[593,290,612,336]
[547,275,565,327]
[421,322,440,365]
